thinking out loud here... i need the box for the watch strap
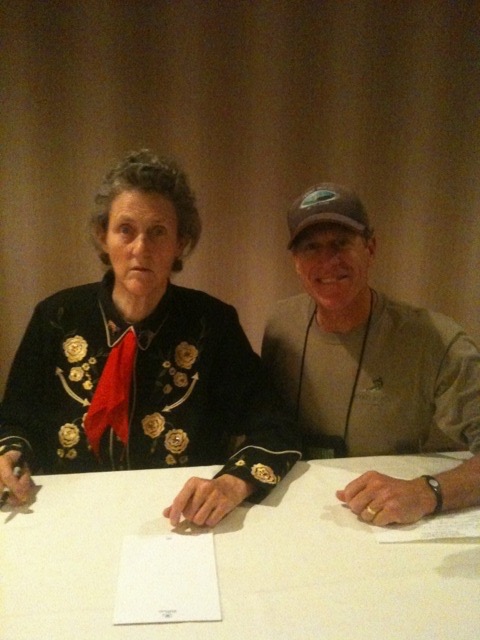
[421,475,443,515]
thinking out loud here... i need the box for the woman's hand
[163,474,254,527]
[0,451,32,507]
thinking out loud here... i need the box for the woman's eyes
[117,225,166,238]
[150,226,166,238]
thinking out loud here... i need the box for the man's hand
[0,451,32,507]
[336,470,437,526]
[163,474,255,528]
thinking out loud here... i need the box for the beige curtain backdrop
[1,0,479,394]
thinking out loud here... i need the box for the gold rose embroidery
[142,413,166,439]
[65,449,77,460]
[58,423,80,448]
[162,372,199,412]
[175,342,198,370]
[163,384,173,394]
[235,459,246,467]
[166,454,177,465]
[69,367,84,382]
[251,463,278,485]
[63,336,88,363]
[56,367,91,407]
[164,429,189,454]
[173,372,188,388]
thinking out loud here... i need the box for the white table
[1,452,479,640]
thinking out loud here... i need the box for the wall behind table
[1,1,479,394]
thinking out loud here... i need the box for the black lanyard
[295,289,375,445]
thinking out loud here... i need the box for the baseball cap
[287,183,371,249]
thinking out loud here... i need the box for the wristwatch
[422,475,443,515]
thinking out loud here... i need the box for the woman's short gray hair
[90,149,201,272]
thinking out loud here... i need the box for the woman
[0,150,301,526]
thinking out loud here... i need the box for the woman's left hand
[163,474,254,527]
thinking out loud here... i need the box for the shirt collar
[98,270,172,349]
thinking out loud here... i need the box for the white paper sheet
[374,507,480,543]
[113,533,222,624]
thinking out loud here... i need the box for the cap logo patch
[300,189,336,209]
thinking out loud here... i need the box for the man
[262,183,480,526]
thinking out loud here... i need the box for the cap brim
[287,212,366,249]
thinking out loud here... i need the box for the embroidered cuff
[215,445,301,503]
[0,436,33,465]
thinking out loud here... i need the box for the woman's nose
[131,233,149,253]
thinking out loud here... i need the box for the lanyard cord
[295,289,375,444]
[295,308,316,421]
[343,289,374,442]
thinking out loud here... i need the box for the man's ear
[292,252,302,275]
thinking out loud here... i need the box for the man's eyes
[333,238,351,250]
[301,238,351,253]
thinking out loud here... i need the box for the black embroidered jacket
[0,274,301,500]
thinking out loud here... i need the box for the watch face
[423,475,442,514]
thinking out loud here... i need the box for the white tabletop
[1,452,479,640]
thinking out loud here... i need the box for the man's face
[292,223,376,313]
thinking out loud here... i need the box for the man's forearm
[434,453,480,512]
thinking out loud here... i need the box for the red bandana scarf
[84,329,137,457]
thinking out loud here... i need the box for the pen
[0,463,24,509]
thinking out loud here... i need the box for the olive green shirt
[262,292,480,457]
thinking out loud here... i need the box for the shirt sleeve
[0,304,53,468]
[433,332,480,454]
[209,304,302,501]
